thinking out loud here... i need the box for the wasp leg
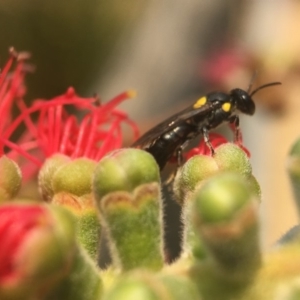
[165,172,176,185]
[229,115,243,144]
[176,147,184,166]
[202,127,215,155]
[164,147,184,185]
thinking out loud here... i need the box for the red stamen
[82,112,99,158]
[0,138,42,166]
[36,107,48,155]
[59,116,77,154]
[95,119,122,160]
[72,115,90,158]
[47,107,55,154]
[111,109,140,140]
[100,90,136,115]
[16,98,37,138]
[4,97,91,140]
[53,105,63,154]
[0,48,16,87]
[3,79,139,165]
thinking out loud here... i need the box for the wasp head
[231,81,282,116]
[231,88,255,115]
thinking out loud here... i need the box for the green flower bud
[287,137,300,214]
[93,149,163,270]
[93,148,160,199]
[52,193,101,261]
[193,172,252,224]
[38,154,71,201]
[191,173,261,280]
[173,155,218,204]
[174,143,255,205]
[52,157,96,197]
[214,143,252,176]
[104,275,159,300]
[98,183,163,270]
[0,156,22,202]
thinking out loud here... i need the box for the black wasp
[132,82,281,170]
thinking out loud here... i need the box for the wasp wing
[132,102,214,148]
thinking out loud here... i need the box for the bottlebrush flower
[32,89,139,203]
[6,87,139,164]
[0,48,35,161]
[0,49,33,195]
[0,49,139,182]
[0,203,76,299]
[0,48,27,141]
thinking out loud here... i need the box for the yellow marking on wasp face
[193,96,207,108]
[222,102,231,112]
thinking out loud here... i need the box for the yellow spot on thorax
[222,102,231,112]
[193,96,207,108]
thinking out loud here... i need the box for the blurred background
[1,0,300,259]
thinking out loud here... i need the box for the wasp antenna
[247,71,259,94]
[250,82,282,97]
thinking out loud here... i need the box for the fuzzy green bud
[93,149,163,270]
[192,173,261,280]
[194,172,252,223]
[173,155,218,204]
[103,272,199,300]
[287,137,300,214]
[174,143,260,205]
[52,157,96,197]
[38,154,71,201]
[52,193,101,261]
[0,156,22,202]
[93,148,160,199]
[214,143,252,176]
[103,275,159,300]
